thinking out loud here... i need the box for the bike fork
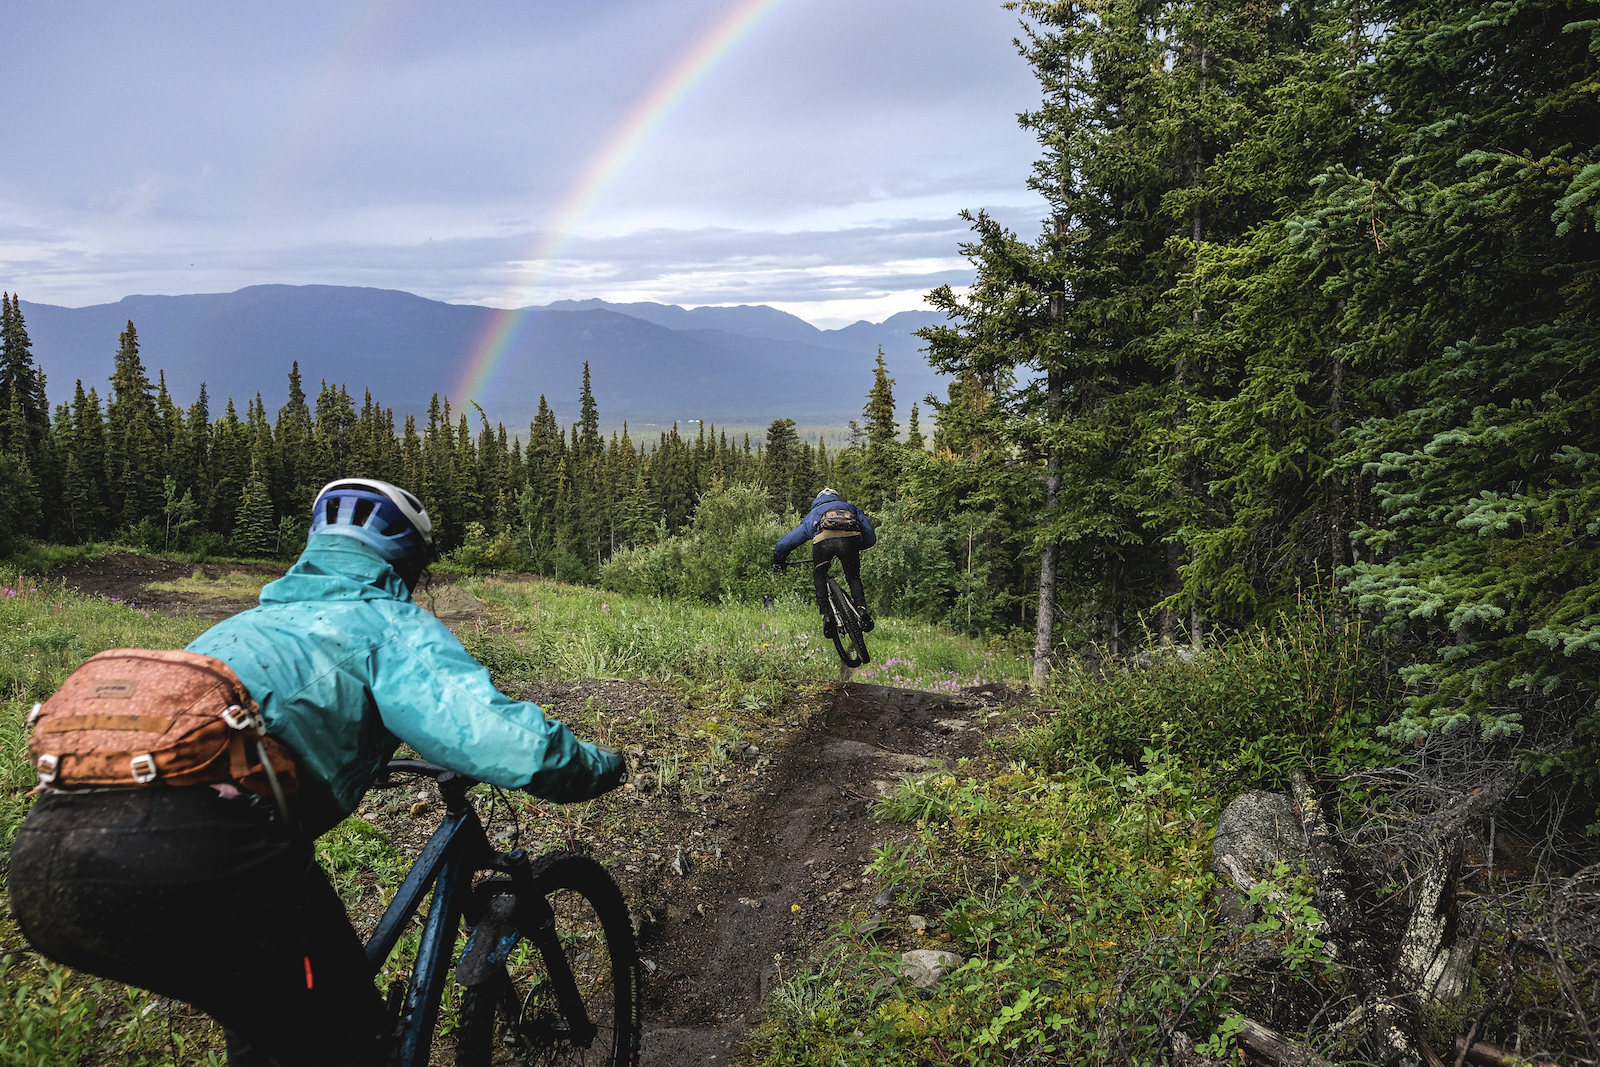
[506,849,599,1048]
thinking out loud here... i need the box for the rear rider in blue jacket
[10,479,625,1067]
[774,488,877,638]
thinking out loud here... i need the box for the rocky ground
[49,556,1032,1066]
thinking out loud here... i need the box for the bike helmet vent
[309,479,435,561]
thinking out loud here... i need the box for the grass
[747,752,1246,1066]
[144,571,275,599]
[0,555,1029,1064]
[458,576,1029,701]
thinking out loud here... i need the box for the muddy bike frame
[363,758,599,1066]
[781,552,870,668]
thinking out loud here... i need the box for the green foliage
[0,955,225,1066]
[1309,0,1600,752]
[600,483,783,604]
[0,956,96,1067]
[1014,601,1397,781]
[449,520,529,575]
[751,758,1239,1065]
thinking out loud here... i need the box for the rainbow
[454,0,795,404]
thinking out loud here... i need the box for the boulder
[1210,791,1304,919]
[899,949,963,990]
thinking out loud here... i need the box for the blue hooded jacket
[188,536,619,834]
[773,491,877,562]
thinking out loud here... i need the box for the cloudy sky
[3,0,1048,328]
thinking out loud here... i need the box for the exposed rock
[1211,790,1304,910]
[907,913,929,934]
[899,949,962,990]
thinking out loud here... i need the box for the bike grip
[593,744,628,792]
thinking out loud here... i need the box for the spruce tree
[762,418,798,514]
[1317,0,1600,751]
[0,295,51,462]
[276,362,315,507]
[233,463,277,557]
[105,322,164,527]
[862,349,899,511]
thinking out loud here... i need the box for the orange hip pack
[28,649,297,814]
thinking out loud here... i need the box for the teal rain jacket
[188,536,619,834]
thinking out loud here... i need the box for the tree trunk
[1396,841,1479,1011]
[1291,772,1422,1065]
[1033,369,1063,691]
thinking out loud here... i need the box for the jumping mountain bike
[781,553,870,669]
[365,756,642,1066]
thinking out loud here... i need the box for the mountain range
[17,285,946,434]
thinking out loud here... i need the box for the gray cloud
[2,0,1049,321]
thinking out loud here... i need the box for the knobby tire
[827,579,870,668]
[454,852,642,1067]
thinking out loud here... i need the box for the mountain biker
[9,479,626,1067]
[773,488,877,638]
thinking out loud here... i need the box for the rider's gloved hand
[592,744,628,794]
[772,554,787,573]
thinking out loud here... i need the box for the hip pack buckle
[129,753,158,784]
[221,705,259,732]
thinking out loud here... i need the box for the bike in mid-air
[779,553,870,669]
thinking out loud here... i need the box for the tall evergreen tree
[1318,0,1600,752]
[861,349,900,511]
[762,418,799,514]
[0,295,51,466]
[105,322,164,527]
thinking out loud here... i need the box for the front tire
[454,852,641,1066]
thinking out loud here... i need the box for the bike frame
[365,760,593,1067]
[782,553,868,667]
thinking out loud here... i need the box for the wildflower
[601,603,611,612]
[791,904,801,913]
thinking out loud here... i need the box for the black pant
[812,535,865,616]
[9,788,388,1067]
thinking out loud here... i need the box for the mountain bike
[781,553,870,669]
[365,756,642,1066]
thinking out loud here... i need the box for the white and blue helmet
[309,479,434,561]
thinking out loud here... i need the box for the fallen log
[1290,771,1420,1065]
[1235,1017,1331,1067]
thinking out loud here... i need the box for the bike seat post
[437,771,471,815]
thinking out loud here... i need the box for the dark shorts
[9,787,387,1067]
[812,535,865,615]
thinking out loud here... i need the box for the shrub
[1017,602,1398,782]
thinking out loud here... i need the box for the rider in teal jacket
[12,478,623,1067]
[190,532,619,835]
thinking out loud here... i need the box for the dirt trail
[639,682,994,1066]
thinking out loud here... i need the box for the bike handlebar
[371,757,468,786]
